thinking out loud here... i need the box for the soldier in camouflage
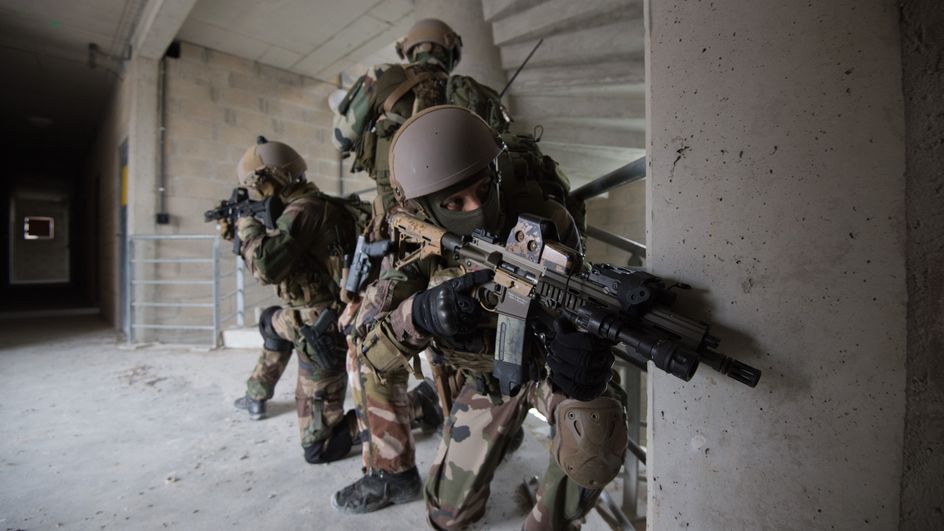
[334,106,628,529]
[332,17,509,216]
[223,137,441,464]
[221,136,363,464]
[331,18,517,513]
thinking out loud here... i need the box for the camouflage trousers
[244,306,351,449]
[348,345,448,473]
[425,379,624,531]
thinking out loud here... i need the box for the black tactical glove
[547,318,615,401]
[411,269,493,337]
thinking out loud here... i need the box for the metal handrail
[586,225,647,258]
[571,156,646,201]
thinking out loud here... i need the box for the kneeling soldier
[333,107,628,529]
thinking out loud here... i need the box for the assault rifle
[204,187,284,254]
[388,212,761,396]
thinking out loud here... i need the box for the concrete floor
[0,317,619,530]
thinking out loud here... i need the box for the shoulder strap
[383,69,433,113]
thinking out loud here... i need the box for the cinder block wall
[141,42,345,343]
[81,42,343,343]
[164,41,341,231]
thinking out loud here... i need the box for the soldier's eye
[441,198,462,210]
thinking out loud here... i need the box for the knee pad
[259,306,292,351]
[551,396,627,489]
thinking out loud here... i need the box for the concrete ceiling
[177,0,412,82]
[0,0,144,165]
[0,0,413,169]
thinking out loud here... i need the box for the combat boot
[412,379,444,433]
[233,395,266,420]
[331,467,422,514]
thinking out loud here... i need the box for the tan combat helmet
[396,18,462,65]
[237,136,307,190]
[389,105,503,202]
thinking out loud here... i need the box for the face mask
[426,180,501,236]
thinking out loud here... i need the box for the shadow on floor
[0,314,112,350]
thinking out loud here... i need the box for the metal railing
[125,234,221,347]
[577,156,649,261]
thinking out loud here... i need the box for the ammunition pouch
[358,322,414,380]
[259,306,292,352]
[551,396,628,490]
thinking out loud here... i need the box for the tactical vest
[353,63,512,213]
[273,184,368,308]
[351,63,584,235]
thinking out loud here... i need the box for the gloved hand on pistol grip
[217,218,235,241]
[547,318,615,401]
[411,269,494,338]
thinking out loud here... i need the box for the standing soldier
[330,18,515,512]
[334,106,628,528]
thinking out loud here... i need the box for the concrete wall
[83,68,132,326]
[646,1,908,529]
[899,0,944,527]
[162,41,341,233]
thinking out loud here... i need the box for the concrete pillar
[645,1,907,529]
[413,0,507,92]
[126,55,160,236]
[899,1,944,528]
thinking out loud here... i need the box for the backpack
[445,75,511,134]
[496,133,586,233]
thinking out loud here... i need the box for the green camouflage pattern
[237,182,356,308]
[332,60,511,215]
[347,322,435,474]
[237,184,358,450]
[244,305,350,449]
[245,347,292,400]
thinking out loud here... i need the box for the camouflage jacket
[352,191,580,381]
[237,182,358,309]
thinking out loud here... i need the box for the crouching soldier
[333,106,628,529]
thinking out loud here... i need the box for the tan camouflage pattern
[353,195,623,527]
[425,380,624,531]
[348,327,433,474]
